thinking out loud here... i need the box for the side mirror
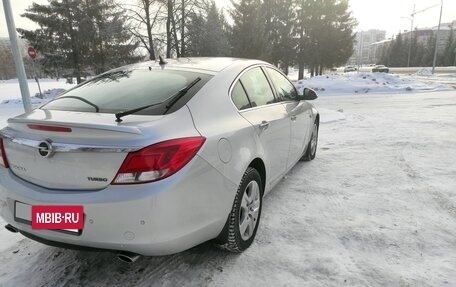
[299,88,318,101]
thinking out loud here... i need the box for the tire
[301,120,319,161]
[216,167,263,252]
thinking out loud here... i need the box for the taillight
[28,124,72,132]
[0,138,9,168]
[112,137,205,185]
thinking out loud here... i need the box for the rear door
[233,67,290,186]
[264,67,311,168]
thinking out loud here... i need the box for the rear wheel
[216,167,262,252]
[301,121,319,161]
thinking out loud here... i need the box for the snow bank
[34,88,66,99]
[295,72,453,96]
[1,88,66,107]
[415,68,433,76]
[0,79,75,102]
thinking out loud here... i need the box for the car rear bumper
[0,155,236,256]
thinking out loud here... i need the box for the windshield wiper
[115,102,163,122]
[114,77,201,123]
[52,96,100,112]
[164,77,201,114]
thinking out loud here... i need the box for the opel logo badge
[38,140,54,158]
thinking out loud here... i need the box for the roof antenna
[159,55,167,65]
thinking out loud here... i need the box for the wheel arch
[214,157,266,245]
[248,158,266,196]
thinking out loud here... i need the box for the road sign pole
[2,0,32,113]
[28,47,42,98]
[32,60,42,98]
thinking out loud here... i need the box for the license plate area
[14,201,83,235]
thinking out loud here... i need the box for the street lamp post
[432,0,443,75]
[407,18,413,67]
[401,16,413,67]
[401,4,439,68]
[357,31,363,72]
[2,0,32,113]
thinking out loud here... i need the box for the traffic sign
[28,47,37,59]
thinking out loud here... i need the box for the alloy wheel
[239,180,261,241]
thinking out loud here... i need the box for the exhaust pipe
[5,224,19,233]
[117,252,140,263]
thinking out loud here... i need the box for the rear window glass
[265,67,298,101]
[240,67,276,107]
[231,81,251,110]
[42,69,211,115]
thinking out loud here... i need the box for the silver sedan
[0,58,319,260]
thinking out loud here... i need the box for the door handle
[259,121,270,130]
[291,115,297,121]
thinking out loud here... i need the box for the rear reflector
[28,124,72,132]
[0,138,9,168]
[112,137,205,184]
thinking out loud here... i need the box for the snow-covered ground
[0,79,73,127]
[0,78,456,286]
[0,78,75,102]
[295,72,454,95]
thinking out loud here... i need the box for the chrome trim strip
[0,129,142,153]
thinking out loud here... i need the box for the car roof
[123,57,266,74]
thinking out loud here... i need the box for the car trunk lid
[1,109,161,190]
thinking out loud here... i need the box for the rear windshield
[42,69,212,115]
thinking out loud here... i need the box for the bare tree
[122,0,162,60]
[122,0,213,59]
[166,0,173,57]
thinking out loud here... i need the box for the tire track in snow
[398,143,456,219]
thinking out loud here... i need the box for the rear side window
[265,68,298,101]
[240,67,276,107]
[42,69,211,115]
[231,81,251,110]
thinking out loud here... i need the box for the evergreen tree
[412,43,425,67]
[295,0,356,78]
[82,0,141,74]
[409,31,419,67]
[186,12,206,56]
[442,27,455,66]
[19,1,86,83]
[202,4,230,56]
[186,3,230,57]
[230,0,268,59]
[379,43,390,66]
[0,44,16,80]
[18,0,139,83]
[422,34,436,67]
[388,33,407,67]
[265,0,296,74]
